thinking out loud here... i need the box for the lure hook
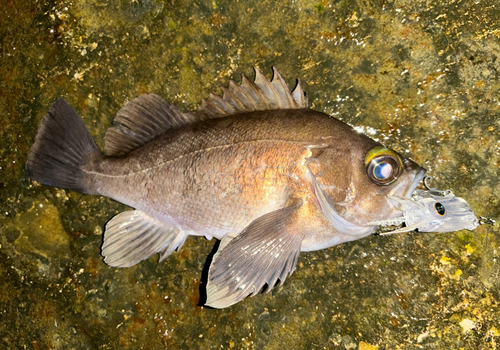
[422,176,451,197]
[479,216,496,226]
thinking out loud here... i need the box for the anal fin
[206,203,304,308]
[102,210,186,267]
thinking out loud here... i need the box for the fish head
[309,139,426,228]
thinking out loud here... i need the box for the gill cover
[310,173,376,236]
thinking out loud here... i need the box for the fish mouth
[405,168,426,198]
[370,168,427,227]
[387,168,426,200]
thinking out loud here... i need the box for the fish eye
[365,146,403,186]
[434,202,445,216]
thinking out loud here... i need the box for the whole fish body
[26,67,476,308]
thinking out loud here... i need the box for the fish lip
[405,168,426,198]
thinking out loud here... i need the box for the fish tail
[26,98,101,194]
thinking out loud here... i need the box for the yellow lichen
[440,256,451,265]
[359,341,379,350]
[452,269,463,280]
[465,244,475,255]
[487,326,500,336]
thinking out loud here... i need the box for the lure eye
[434,202,445,216]
[365,146,403,186]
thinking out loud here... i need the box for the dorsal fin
[193,67,309,119]
[104,68,309,156]
[104,94,197,156]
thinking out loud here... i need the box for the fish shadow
[198,239,220,308]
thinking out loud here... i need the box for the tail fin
[26,98,100,193]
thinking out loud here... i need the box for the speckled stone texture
[1,0,499,348]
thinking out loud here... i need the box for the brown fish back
[103,67,308,159]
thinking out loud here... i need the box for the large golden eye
[365,146,403,185]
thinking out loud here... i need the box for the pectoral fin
[206,203,304,308]
[102,210,187,267]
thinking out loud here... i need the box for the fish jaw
[404,168,427,198]
[356,165,426,230]
[381,166,426,219]
[386,166,426,200]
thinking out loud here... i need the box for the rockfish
[26,68,478,308]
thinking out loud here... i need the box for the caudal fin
[26,98,100,193]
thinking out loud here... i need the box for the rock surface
[1,0,499,348]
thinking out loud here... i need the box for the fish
[26,67,478,308]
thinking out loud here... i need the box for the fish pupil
[373,163,393,179]
[434,202,445,216]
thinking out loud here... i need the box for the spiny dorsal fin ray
[254,67,280,109]
[194,67,309,120]
[270,67,296,109]
[104,94,197,156]
[228,80,256,111]
[292,79,307,107]
[241,74,269,109]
